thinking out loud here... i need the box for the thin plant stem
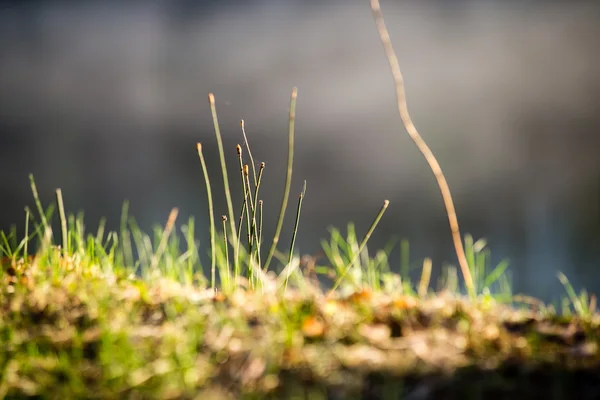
[243,166,255,236]
[264,87,297,271]
[24,207,30,260]
[258,200,264,258]
[240,119,258,187]
[288,181,306,265]
[327,200,390,297]
[243,166,254,261]
[95,216,106,244]
[253,162,265,222]
[235,203,246,279]
[197,143,217,290]
[55,189,68,257]
[252,163,265,267]
[419,257,432,297]
[236,145,252,261]
[244,165,255,222]
[284,181,307,292]
[120,201,134,268]
[369,0,475,297]
[244,166,265,288]
[222,215,230,285]
[29,174,49,234]
[208,93,239,272]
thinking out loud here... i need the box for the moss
[2,265,599,399]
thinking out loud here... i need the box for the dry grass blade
[55,188,68,257]
[370,0,474,296]
[419,257,432,297]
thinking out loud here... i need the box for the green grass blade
[483,259,510,290]
[328,200,390,296]
[197,143,217,290]
[29,174,50,235]
[23,206,30,259]
[120,201,134,268]
[284,181,307,291]
[149,208,179,271]
[257,199,264,255]
[208,93,238,271]
[264,87,298,271]
[400,239,410,279]
[557,271,587,317]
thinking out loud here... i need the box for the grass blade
[120,201,134,268]
[29,174,50,235]
[264,87,298,271]
[483,259,510,290]
[197,143,217,290]
[284,181,307,291]
[56,188,68,257]
[208,93,238,271]
[328,200,390,296]
[418,257,432,297]
[149,208,179,271]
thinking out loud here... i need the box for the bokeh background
[1,0,599,302]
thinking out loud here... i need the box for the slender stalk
[253,162,265,221]
[244,165,266,288]
[235,201,246,279]
[288,181,306,265]
[252,163,265,266]
[221,215,230,285]
[245,171,255,220]
[55,189,68,257]
[418,257,432,297]
[369,0,475,297]
[240,123,265,271]
[95,216,106,244]
[258,200,264,258]
[327,200,390,297]
[243,165,253,256]
[208,93,238,271]
[236,145,251,261]
[243,166,255,230]
[23,207,30,260]
[197,143,217,290]
[284,181,307,292]
[120,201,134,268]
[240,119,258,187]
[29,174,49,234]
[264,87,298,271]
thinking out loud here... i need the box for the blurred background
[1,0,599,302]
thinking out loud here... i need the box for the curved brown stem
[370,0,475,296]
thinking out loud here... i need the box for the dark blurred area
[1,0,599,302]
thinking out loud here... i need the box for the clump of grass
[1,1,599,399]
[558,271,598,319]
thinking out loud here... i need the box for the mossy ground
[2,249,600,399]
